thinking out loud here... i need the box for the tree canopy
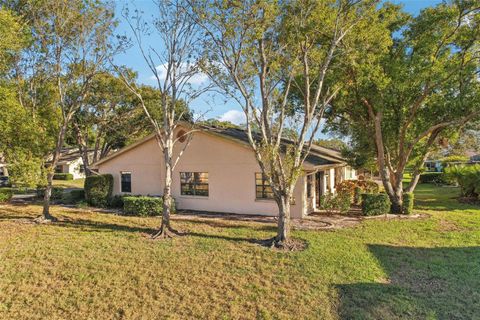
[326,1,480,212]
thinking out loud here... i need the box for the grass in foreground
[0,184,479,319]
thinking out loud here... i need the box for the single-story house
[54,148,94,180]
[0,161,7,177]
[91,125,356,219]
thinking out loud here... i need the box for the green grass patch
[0,184,479,319]
[52,178,85,189]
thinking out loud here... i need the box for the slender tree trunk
[152,133,177,238]
[406,130,440,193]
[73,122,92,177]
[42,122,68,221]
[274,194,291,246]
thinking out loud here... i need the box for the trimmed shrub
[336,179,380,205]
[402,192,414,215]
[53,173,74,180]
[69,189,85,203]
[59,190,83,205]
[123,196,176,216]
[84,174,113,207]
[108,195,125,208]
[419,172,447,184]
[124,196,161,216]
[0,188,13,203]
[319,192,351,215]
[361,193,391,216]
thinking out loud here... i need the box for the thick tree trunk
[389,187,403,214]
[371,113,402,213]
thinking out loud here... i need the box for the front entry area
[306,167,340,214]
[315,171,325,208]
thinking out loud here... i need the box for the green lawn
[52,178,85,189]
[1,184,479,319]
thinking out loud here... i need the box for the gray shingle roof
[200,125,345,167]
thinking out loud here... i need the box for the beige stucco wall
[96,130,307,218]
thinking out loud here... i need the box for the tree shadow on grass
[187,231,266,245]
[336,245,480,320]
[55,217,157,234]
[175,217,276,232]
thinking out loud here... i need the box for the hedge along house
[91,125,356,219]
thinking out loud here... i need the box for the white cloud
[218,109,246,125]
[149,63,208,85]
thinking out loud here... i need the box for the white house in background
[54,148,93,180]
[0,157,7,177]
[91,125,357,219]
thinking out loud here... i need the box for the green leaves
[330,1,480,184]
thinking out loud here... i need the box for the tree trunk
[389,187,403,214]
[406,160,424,194]
[42,170,57,221]
[406,131,440,193]
[41,122,68,221]
[73,122,92,177]
[151,134,177,239]
[371,113,402,213]
[274,194,291,246]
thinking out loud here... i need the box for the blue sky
[113,0,444,130]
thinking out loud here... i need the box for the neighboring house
[91,125,357,219]
[0,162,7,177]
[424,159,444,172]
[54,148,94,180]
[425,150,480,172]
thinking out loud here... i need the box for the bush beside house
[123,196,175,216]
[361,193,391,216]
[336,179,380,205]
[84,174,113,207]
[319,192,351,215]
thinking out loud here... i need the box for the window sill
[179,195,209,200]
[255,198,297,206]
[255,198,275,202]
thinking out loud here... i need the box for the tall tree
[0,8,46,187]
[193,0,375,247]
[8,0,119,221]
[328,1,480,213]
[70,71,149,176]
[116,0,206,238]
